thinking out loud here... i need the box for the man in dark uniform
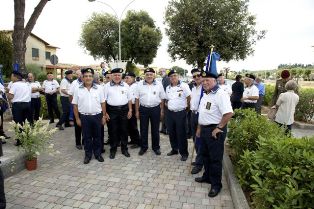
[27,73,42,121]
[104,68,132,159]
[72,68,106,164]
[165,69,191,161]
[231,75,244,110]
[125,72,141,148]
[42,72,61,124]
[195,71,233,197]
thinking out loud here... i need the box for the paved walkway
[4,124,234,209]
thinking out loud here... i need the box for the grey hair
[285,80,298,91]
[94,72,100,80]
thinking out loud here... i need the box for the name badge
[153,91,156,95]
[178,93,181,97]
[206,102,211,110]
[121,91,124,94]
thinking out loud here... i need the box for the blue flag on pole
[205,51,220,75]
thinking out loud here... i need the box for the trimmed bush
[295,88,314,122]
[39,95,62,119]
[263,84,275,106]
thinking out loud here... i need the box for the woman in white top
[272,80,299,135]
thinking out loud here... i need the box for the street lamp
[88,0,136,63]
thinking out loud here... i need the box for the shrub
[238,136,314,209]
[263,84,275,106]
[295,88,314,122]
[39,95,62,119]
[37,73,47,82]
[228,109,285,161]
[26,64,42,78]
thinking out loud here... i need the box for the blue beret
[81,68,94,75]
[65,70,73,75]
[111,68,123,74]
[125,72,136,77]
[144,68,155,74]
[201,71,218,79]
[168,69,177,77]
[191,68,201,74]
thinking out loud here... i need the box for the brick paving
[4,124,234,209]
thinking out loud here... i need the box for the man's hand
[105,113,110,121]
[101,117,106,125]
[76,118,81,127]
[196,127,201,138]
[127,110,132,119]
[212,128,223,139]
[160,110,164,121]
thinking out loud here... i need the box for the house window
[32,48,39,60]
[45,51,51,60]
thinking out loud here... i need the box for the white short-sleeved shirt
[42,80,59,94]
[129,82,138,104]
[59,78,71,97]
[7,81,13,90]
[68,79,82,96]
[29,81,41,98]
[72,84,105,114]
[219,84,232,97]
[166,81,191,111]
[0,83,5,99]
[198,86,233,125]
[135,80,166,107]
[242,85,259,103]
[104,82,131,106]
[190,84,202,112]
[9,81,32,103]
[275,90,299,125]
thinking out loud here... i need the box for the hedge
[228,109,314,209]
[39,95,62,119]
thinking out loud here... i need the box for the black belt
[107,104,128,109]
[201,124,218,128]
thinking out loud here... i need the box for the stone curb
[292,121,314,130]
[223,152,250,209]
[1,152,26,179]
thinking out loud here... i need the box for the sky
[0,0,314,72]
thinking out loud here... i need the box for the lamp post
[88,0,136,63]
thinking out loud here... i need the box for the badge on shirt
[178,93,181,97]
[121,91,124,94]
[153,91,156,95]
[206,102,211,110]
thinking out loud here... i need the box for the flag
[205,51,220,75]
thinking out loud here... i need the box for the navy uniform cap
[168,69,177,77]
[144,68,155,74]
[81,68,94,75]
[104,70,111,76]
[201,71,218,79]
[191,68,200,74]
[245,73,256,80]
[111,68,123,74]
[12,71,23,77]
[65,70,73,75]
[125,72,136,77]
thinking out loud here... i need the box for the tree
[165,0,265,68]
[0,32,13,77]
[79,13,119,61]
[171,66,188,76]
[13,0,50,73]
[121,10,162,67]
[304,69,311,81]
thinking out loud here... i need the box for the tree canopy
[0,32,13,77]
[165,0,265,68]
[80,10,162,67]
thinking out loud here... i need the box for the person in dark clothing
[160,69,170,134]
[230,75,244,110]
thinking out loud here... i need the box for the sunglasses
[193,74,201,78]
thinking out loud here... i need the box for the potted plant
[10,118,57,171]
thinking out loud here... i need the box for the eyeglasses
[193,74,201,78]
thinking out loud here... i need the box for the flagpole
[208,45,215,71]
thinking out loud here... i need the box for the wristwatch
[216,126,223,131]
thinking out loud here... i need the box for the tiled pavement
[4,124,234,209]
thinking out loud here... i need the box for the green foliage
[121,10,162,66]
[9,118,57,160]
[170,66,188,76]
[295,88,314,122]
[125,61,140,76]
[0,32,13,77]
[37,73,47,82]
[39,95,62,119]
[26,64,42,78]
[80,13,119,61]
[238,136,314,209]
[165,0,265,68]
[228,109,285,162]
[263,84,275,106]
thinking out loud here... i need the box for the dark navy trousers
[12,102,32,125]
[80,113,102,158]
[45,93,60,122]
[190,112,203,168]
[139,105,160,151]
[30,97,41,121]
[200,125,227,190]
[128,104,140,145]
[58,96,71,126]
[167,110,189,157]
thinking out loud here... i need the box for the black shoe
[191,162,196,166]
[84,156,91,164]
[130,144,140,149]
[65,124,72,127]
[138,149,147,156]
[181,155,188,161]
[95,155,104,162]
[195,176,211,184]
[15,141,22,146]
[128,141,135,145]
[208,187,221,197]
[153,149,161,155]
[57,125,64,130]
[76,145,83,150]
[191,166,202,174]
[49,120,54,124]
[167,150,178,156]
[110,152,116,159]
[122,150,130,157]
[101,149,106,154]
[104,140,110,145]
[1,140,6,144]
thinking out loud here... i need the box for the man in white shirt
[42,72,61,124]
[57,70,73,130]
[165,69,191,161]
[135,68,166,156]
[195,71,233,198]
[72,68,106,164]
[7,71,32,146]
[217,73,232,96]
[189,68,203,174]
[104,68,132,159]
[0,82,10,141]
[69,70,83,150]
[125,71,141,149]
[241,74,259,110]
[27,73,42,121]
